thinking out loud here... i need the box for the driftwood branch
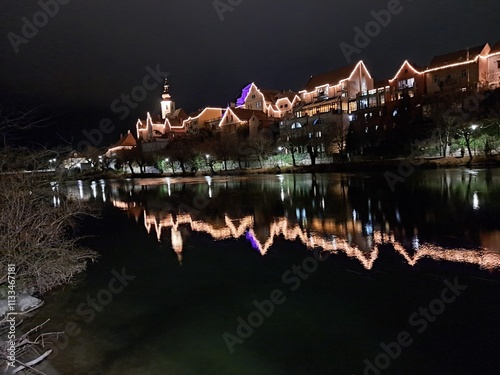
[12,350,52,374]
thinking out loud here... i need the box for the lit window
[397,78,414,89]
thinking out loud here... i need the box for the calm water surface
[34,169,500,375]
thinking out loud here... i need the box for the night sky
[1,0,499,146]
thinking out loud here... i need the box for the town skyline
[2,0,500,147]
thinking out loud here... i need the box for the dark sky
[1,0,499,146]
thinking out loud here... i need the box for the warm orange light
[182,107,224,128]
[299,60,373,98]
[388,60,423,82]
[425,56,480,73]
[120,201,500,270]
[218,107,245,128]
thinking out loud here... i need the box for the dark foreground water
[33,169,500,375]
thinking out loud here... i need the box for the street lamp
[470,125,479,155]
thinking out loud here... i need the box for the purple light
[245,230,261,252]
[236,83,252,107]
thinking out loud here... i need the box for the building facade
[424,44,490,95]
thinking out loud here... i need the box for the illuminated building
[279,61,373,158]
[219,106,274,141]
[236,82,301,118]
[389,60,426,101]
[106,131,137,158]
[296,60,374,116]
[136,78,188,143]
[347,60,427,153]
[183,107,225,135]
[424,43,491,95]
[485,40,500,89]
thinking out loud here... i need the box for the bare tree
[324,118,349,161]
[248,133,274,168]
[279,126,303,167]
[0,109,98,373]
[0,154,98,294]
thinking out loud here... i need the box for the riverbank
[66,155,500,181]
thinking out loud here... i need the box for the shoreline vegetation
[66,154,500,180]
[0,149,98,375]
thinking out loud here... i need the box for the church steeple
[160,76,175,120]
[162,76,171,100]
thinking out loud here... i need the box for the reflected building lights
[166,177,172,196]
[113,198,500,270]
[101,182,107,203]
[78,180,84,200]
[473,192,480,211]
[412,235,420,250]
[171,227,183,264]
[91,181,97,199]
[205,176,212,198]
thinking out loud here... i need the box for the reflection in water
[64,170,500,271]
[137,210,500,270]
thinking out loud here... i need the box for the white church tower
[160,76,175,120]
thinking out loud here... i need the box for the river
[33,169,500,375]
